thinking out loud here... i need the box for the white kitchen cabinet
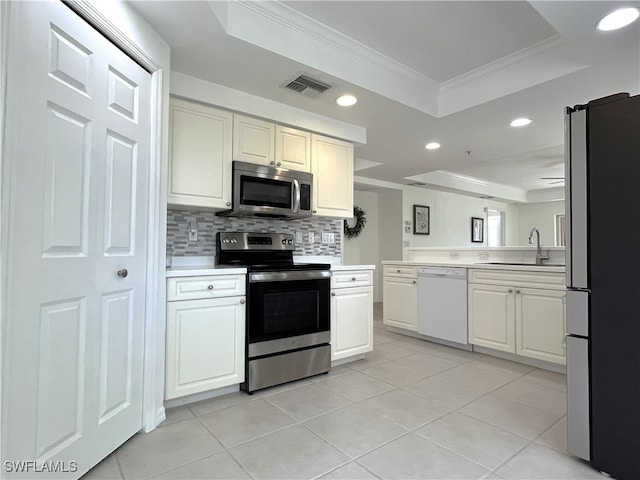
[233,114,275,166]
[383,265,418,331]
[275,126,311,171]
[468,283,516,353]
[331,270,374,362]
[165,274,245,400]
[168,98,233,209]
[516,288,566,364]
[311,134,354,218]
[468,269,566,365]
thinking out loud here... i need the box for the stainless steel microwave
[217,161,313,219]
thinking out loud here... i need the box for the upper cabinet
[232,115,275,166]
[275,126,311,172]
[168,98,233,209]
[311,134,354,218]
[168,99,354,217]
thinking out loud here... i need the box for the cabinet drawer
[468,269,565,290]
[331,270,373,288]
[383,265,417,278]
[167,275,245,301]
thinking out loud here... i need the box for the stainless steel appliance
[565,92,640,479]
[216,232,331,393]
[217,161,313,219]
[417,266,469,348]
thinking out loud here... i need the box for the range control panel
[218,232,295,251]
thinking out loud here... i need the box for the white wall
[515,200,565,246]
[343,191,381,301]
[402,186,519,254]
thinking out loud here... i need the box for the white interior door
[2,1,150,477]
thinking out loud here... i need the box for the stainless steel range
[216,232,331,393]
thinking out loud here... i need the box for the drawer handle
[240,299,246,304]
[207,285,214,290]
[351,277,356,281]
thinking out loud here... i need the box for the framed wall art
[471,217,484,243]
[413,205,430,235]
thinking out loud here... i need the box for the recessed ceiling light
[597,7,639,31]
[425,142,441,150]
[510,117,532,127]
[336,95,358,107]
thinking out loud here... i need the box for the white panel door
[331,286,373,361]
[2,1,150,477]
[232,114,275,165]
[311,134,354,218]
[468,284,516,353]
[382,277,418,331]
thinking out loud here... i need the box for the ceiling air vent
[283,74,332,99]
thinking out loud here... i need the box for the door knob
[117,269,128,278]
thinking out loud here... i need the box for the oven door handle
[249,270,331,283]
[292,179,301,214]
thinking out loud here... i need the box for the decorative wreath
[344,206,367,239]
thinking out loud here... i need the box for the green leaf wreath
[344,206,367,239]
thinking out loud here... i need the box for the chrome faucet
[528,227,550,265]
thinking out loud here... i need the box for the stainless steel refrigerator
[565,92,640,479]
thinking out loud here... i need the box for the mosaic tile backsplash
[167,208,342,257]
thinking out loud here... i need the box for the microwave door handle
[293,179,300,213]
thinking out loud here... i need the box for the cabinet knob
[240,299,246,304]
[412,280,417,284]
[117,269,128,278]
[515,289,521,294]
[312,209,317,214]
[508,288,513,293]
[277,162,281,167]
[270,161,275,166]
[397,269,401,273]
[351,277,356,281]
[226,201,231,207]
[207,285,214,290]
[331,292,336,296]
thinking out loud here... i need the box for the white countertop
[382,260,565,273]
[331,264,375,271]
[166,265,247,278]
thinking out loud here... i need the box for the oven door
[247,270,331,357]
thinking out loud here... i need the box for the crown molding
[209,1,588,119]
[208,0,440,116]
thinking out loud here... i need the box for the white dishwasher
[417,266,468,346]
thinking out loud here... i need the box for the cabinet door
[516,288,566,364]
[233,114,275,165]
[275,126,311,171]
[331,286,373,361]
[468,284,516,353]
[383,277,418,331]
[165,297,245,400]
[168,98,232,209]
[311,134,354,218]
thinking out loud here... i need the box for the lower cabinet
[382,265,418,331]
[468,269,566,365]
[331,269,374,362]
[165,275,245,400]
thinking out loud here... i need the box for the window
[555,214,566,246]
[487,208,505,247]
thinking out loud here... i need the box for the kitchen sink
[479,262,565,267]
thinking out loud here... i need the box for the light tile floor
[84,304,605,480]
